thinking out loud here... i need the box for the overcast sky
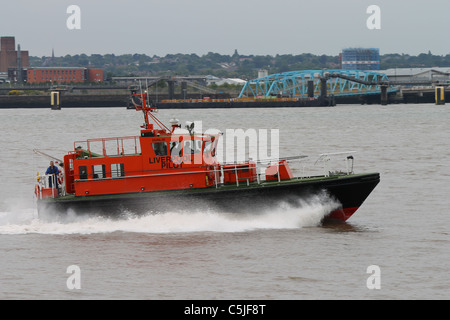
[1,0,449,57]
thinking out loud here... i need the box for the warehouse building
[26,67,103,84]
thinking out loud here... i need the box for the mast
[130,87,170,132]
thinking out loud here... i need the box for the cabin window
[152,142,167,157]
[92,164,106,179]
[184,139,202,155]
[111,163,125,178]
[203,141,216,156]
[170,141,182,156]
[203,141,211,154]
[79,166,88,180]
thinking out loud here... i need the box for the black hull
[37,173,380,222]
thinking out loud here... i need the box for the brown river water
[0,104,449,299]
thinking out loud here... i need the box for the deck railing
[74,136,141,158]
[35,173,66,199]
[36,152,357,198]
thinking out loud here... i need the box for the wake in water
[0,192,340,235]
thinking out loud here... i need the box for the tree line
[28,50,450,80]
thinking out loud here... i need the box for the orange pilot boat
[34,91,380,222]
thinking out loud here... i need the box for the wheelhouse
[62,129,221,197]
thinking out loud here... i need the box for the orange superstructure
[59,92,221,198]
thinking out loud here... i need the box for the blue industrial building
[340,48,380,70]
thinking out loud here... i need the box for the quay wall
[0,89,447,108]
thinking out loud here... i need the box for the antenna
[146,78,150,107]
[130,88,170,133]
[186,121,195,135]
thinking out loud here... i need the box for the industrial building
[340,48,380,70]
[0,37,29,73]
[1,36,103,84]
[380,67,450,84]
[26,67,103,84]
[0,36,29,82]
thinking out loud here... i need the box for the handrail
[221,155,308,166]
[74,135,141,158]
[35,173,65,198]
[69,157,308,186]
[314,151,356,176]
[36,153,359,198]
[314,151,357,164]
[73,133,220,159]
[67,153,353,181]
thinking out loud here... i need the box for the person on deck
[45,161,60,189]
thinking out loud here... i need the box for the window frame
[111,163,125,178]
